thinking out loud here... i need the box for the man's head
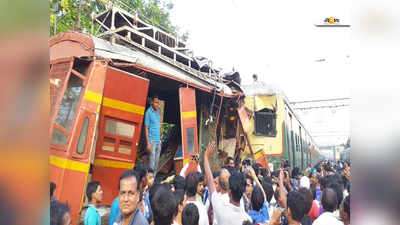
[340,195,350,225]
[310,172,320,185]
[228,171,246,203]
[185,171,201,197]
[219,168,230,192]
[298,187,313,215]
[118,170,140,217]
[50,200,70,225]
[197,173,205,196]
[147,168,155,188]
[152,186,177,225]
[250,185,265,211]
[261,181,274,203]
[322,188,338,212]
[244,174,253,198]
[182,203,199,225]
[287,191,307,223]
[327,182,343,210]
[86,181,103,204]
[226,156,235,168]
[173,189,186,217]
[213,171,221,193]
[174,175,185,191]
[151,95,160,110]
[134,162,148,191]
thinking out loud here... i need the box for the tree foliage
[49,0,188,41]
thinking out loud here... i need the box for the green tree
[49,0,188,41]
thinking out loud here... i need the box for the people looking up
[184,171,209,225]
[84,181,103,225]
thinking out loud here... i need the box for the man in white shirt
[313,188,343,225]
[184,171,209,225]
[203,142,252,225]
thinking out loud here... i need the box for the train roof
[50,32,236,97]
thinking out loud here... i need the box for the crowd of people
[50,142,351,225]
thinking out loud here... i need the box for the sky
[169,0,351,146]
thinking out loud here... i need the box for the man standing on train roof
[145,95,162,176]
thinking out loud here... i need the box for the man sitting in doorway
[145,95,162,175]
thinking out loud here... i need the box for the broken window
[254,108,277,137]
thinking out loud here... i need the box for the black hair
[242,159,252,167]
[229,171,246,203]
[327,182,343,210]
[174,175,185,191]
[322,188,338,212]
[245,174,253,184]
[151,186,177,225]
[148,168,154,174]
[261,181,274,203]
[50,182,56,198]
[152,95,159,100]
[86,181,100,202]
[198,172,204,183]
[271,170,280,179]
[235,157,242,167]
[226,156,234,166]
[149,183,168,203]
[252,164,261,176]
[287,191,307,222]
[134,162,148,185]
[320,176,329,189]
[298,187,313,214]
[260,168,267,177]
[50,200,70,225]
[251,185,265,211]
[213,171,220,179]
[182,203,199,225]
[242,220,253,225]
[343,195,350,218]
[185,171,200,197]
[292,167,300,178]
[119,170,140,190]
[173,189,185,217]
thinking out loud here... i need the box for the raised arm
[204,142,216,197]
[279,169,288,209]
[249,167,266,201]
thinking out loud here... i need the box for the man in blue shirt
[85,181,103,225]
[144,95,162,175]
[247,168,270,224]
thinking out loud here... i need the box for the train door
[289,113,295,168]
[50,58,103,225]
[91,67,149,205]
[179,87,199,176]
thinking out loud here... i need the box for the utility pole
[53,2,58,36]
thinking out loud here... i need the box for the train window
[119,140,132,155]
[254,108,277,137]
[105,119,135,138]
[76,117,89,155]
[55,74,84,130]
[51,128,68,145]
[102,137,116,152]
[186,127,195,154]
